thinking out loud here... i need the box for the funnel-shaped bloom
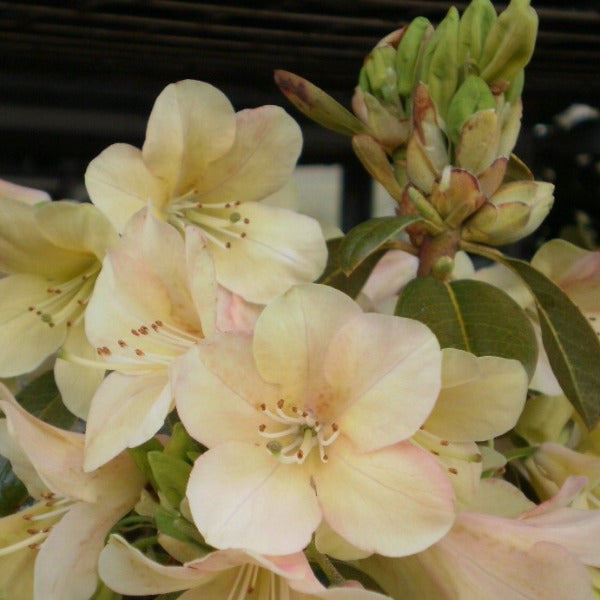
[98,534,391,600]
[0,385,144,600]
[175,283,454,557]
[85,79,327,303]
[82,209,217,471]
[0,184,116,381]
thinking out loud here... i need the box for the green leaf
[163,423,202,463]
[15,370,81,430]
[154,506,207,549]
[128,438,164,489]
[499,257,600,429]
[274,70,365,136]
[340,216,421,276]
[318,238,385,299]
[396,276,538,377]
[0,455,28,516]
[147,451,192,510]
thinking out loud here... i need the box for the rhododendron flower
[82,208,217,471]
[174,283,454,557]
[98,534,391,600]
[0,182,116,416]
[0,385,144,600]
[357,478,600,599]
[85,79,327,303]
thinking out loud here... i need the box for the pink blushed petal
[84,371,172,471]
[173,337,279,447]
[253,283,361,405]
[194,105,302,205]
[314,437,455,557]
[329,313,442,451]
[0,387,97,502]
[186,441,321,555]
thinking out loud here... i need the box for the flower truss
[1,1,600,598]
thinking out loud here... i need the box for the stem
[305,542,345,586]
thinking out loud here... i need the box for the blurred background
[0,0,598,239]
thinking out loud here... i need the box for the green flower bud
[446,75,496,145]
[462,180,554,245]
[458,0,497,69]
[515,394,574,445]
[479,0,538,85]
[364,45,400,107]
[421,7,460,120]
[395,17,433,97]
[506,68,525,104]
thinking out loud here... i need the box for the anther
[244,218,250,224]
[331,423,339,432]
[440,440,449,446]
[155,320,163,327]
[277,399,284,409]
[259,403,266,411]
[225,242,231,249]
[28,543,40,550]
[135,349,145,357]
[26,528,38,535]
[258,424,266,432]
[448,467,458,475]
[118,339,127,347]
[297,450,304,460]
[131,329,140,336]
[138,326,149,335]
[240,232,247,238]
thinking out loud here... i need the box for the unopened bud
[457,0,497,70]
[446,75,496,145]
[395,17,433,98]
[421,7,460,119]
[479,0,538,85]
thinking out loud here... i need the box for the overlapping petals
[83,209,216,471]
[85,79,327,303]
[175,283,454,557]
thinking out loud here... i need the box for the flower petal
[54,321,105,420]
[187,441,321,554]
[35,457,143,600]
[330,313,442,450]
[424,349,528,442]
[142,80,236,196]
[0,387,96,502]
[174,335,278,447]
[314,437,455,557]
[0,275,67,377]
[252,284,360,404]
[209,202,328,304]
[195,105,302,205]
[34,201,117,262]
[85,143,166,232]
[84,372,172,471]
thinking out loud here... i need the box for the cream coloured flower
[81,208,217,471]
[98,534,391,600]
[85,79,327,303]
[174,283,454,557]
[0,385,144,600]
[0,181,117,417]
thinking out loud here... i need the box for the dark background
[0,0,598,235]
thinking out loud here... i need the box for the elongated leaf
[16,370,81,431]
[147,451,192,510]
[396,276,538,377]
[274,70,365,136]
[340,216,421,276]
[0,455,28,516]
[318,238,385,299]
[499,257,600,429]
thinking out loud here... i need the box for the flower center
[168,190,252,251]
[27,262,100,330]
[257,399,340,464]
